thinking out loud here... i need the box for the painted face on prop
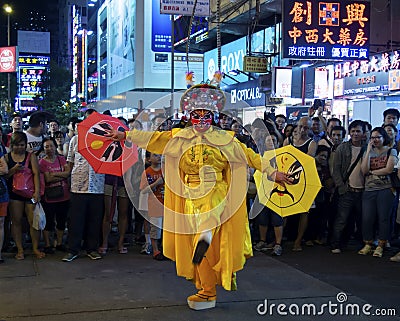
[190,109,213,132]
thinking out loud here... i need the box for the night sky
[0,0,54,46]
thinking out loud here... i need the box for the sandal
[119,247,128,254]
[98,247,108,255]
[292,246,303,252]
[34,251,46,259]
[15,253,25,260]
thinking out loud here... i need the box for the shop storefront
[221,79,286,126]
[334,50,400,127]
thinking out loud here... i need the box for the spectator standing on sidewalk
[62,112,105,262]
[5,132,44,260]
[39,138,71,253]
[6,112,23,148]
[25,112,48,154]
[140,152,166,260]
[0,148,8,263]
[358,127,397,257]
[252,132,284,256]
[331,120,367,254]
[382,108,400,141]
[283,116,317,251]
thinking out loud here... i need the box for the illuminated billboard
[108,0,135,88]
[282,0,370,60]
[17,55,50,111]
[173,16,208,47]
[160,0,210,17]
[142,0,203,89]
[334,51,400,96]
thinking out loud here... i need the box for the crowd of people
[0,106,399,267]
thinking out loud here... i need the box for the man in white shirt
[24,112,48,153]
[62,112,105,262]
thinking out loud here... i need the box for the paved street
[1,240,399,321]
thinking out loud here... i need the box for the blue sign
[222,80,265,107]
[152,0,172,52]
[203,37,247,85]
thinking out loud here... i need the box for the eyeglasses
[370,136,383,140]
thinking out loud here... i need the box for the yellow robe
[127,126,268,290]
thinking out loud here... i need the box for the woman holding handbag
[5,132,44,260]
[38,138,71,253]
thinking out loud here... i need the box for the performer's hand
[272,171,293,185]
[105,128,126,141]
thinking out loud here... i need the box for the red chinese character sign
[283,1,370,60]
[0,46,17,73]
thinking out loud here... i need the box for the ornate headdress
[181,71,226,112]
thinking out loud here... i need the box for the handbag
[390,169,400,189]
[44,185,64,200]
[12,153,35,198]
[44,156,65,200]
[386,149,400,189]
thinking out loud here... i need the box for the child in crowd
[305,145,335,246]
[139,153,166,260]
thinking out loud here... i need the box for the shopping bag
[32,202,46,230]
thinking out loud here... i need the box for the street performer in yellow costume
[107,82,291,310]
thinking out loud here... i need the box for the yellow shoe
[187,293,216,310]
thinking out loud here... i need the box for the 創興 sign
[282,0,370,60]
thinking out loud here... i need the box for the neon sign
[283,1,370,60]
[333,51,400,96]
[19,67,45,96]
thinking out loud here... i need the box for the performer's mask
[190,109,213,133]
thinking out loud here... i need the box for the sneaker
[254,241,268,252]
[62,253,78,262]
[358,244,372,255]
[87,251,102,260]
[272,244,282,256]
[372,246,383,258]
[390,252,400,262]
[331,248,341,254]
[140,243,152,255]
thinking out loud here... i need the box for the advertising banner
[0,46,17,73]
[286,106,309,123]
[282,0,370,60]
[17,31,50,54]
[334,50,400,96]
[223,79,265,108]
[108,0,135,87]
[274,67,292,98]
[160,0,210,17]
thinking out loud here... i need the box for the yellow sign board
[243,56,268,73]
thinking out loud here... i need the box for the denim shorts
[257,206,283,227]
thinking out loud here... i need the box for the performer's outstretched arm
[107,128,172,155]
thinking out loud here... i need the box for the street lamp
[4,4,12,114]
